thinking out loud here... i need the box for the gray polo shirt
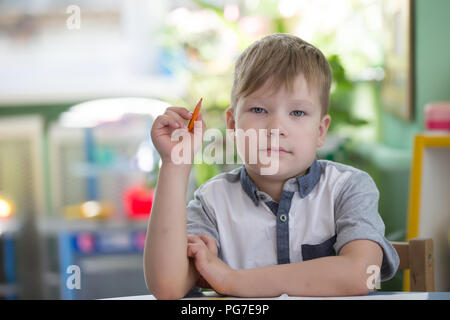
[186,159,399,282]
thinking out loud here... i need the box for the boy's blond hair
[230,33,332,117]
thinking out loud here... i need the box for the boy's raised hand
[150,106,205,165]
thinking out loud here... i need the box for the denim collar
[239,158,321,206]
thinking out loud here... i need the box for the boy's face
[226,73,331,179]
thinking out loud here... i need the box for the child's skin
[145,107,206,299]
[227,73,330,203]
[145,73,383,299]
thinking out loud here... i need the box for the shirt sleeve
[186,186,221,256]
[333,170,400,282]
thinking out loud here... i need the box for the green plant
[328,54,368,132]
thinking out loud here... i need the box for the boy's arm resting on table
[143,162,200,300]
[226,239,383,298]
[188,237,383,298]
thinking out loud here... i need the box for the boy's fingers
[187,236,204,247]
[154,115,179,130]
[154,115,169,128]
[188,234,217,255]
[187,245,196,258]
[165,109,189,128]
[199,234,217,252]
[187,242,204,257]
[166,107,193,120]
[198,235,212,251]
[187,243,195,256]
[199,234,213,242]
[187,234,215,255]
[187,235,202,243]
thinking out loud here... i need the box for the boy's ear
[317,114,331,147]
[226,106,236,130]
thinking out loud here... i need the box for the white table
[103,290,450,300]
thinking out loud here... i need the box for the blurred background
[0,0,449,299]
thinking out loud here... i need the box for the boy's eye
[250,107,305,117]
[291,110,305,117]
[250,107,266,114]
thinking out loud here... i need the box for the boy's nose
[266,115,287,137]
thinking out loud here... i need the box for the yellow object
[63,201,114,220]
[0,197,13,218]
[404,133,450,291]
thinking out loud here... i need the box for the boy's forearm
[227,256,370,298]
[144,162,198,298]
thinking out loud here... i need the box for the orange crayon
[187,98,203,132]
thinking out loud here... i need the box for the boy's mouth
[260,147,291,154]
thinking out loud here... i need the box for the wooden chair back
[391,238,435,291]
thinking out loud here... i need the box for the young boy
[144,33,399,299]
